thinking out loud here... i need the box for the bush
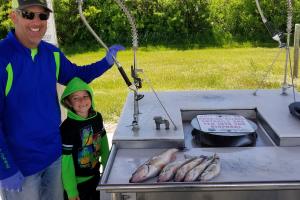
[1,0,299,50]
[0,0,13,39]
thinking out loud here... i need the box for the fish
[198,154,221,181]
[129,148,179,183]
[157,158,195,182]
[174,156,206,182]
[184,155,215,182]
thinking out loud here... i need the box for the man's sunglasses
[17,10,49,21]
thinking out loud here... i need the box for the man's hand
[105,44,125,66]
[0,171,24,192]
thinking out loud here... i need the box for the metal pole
[282,37,290,95]
[132,90,139,131]
[114,0,141,130]
[294,24,300,78]
[281,0,293,95]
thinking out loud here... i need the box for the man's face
[10,6,49,48]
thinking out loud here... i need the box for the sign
[197,114,255,133]
[42,0,58,47]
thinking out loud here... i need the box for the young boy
[60,77,109,200]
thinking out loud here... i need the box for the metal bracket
[153,116,170,130]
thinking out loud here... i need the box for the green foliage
[0,0,13,39]
[53,0,134,49]
[1,0,300,49]
[208,0,288,44]
[52,0,300,50]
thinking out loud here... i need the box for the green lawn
[67,47,299,122]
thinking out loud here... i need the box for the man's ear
[10,11,18,23]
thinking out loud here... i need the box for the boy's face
[66,90,92,118]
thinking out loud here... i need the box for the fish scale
[184,156,215,182]
[158,157,196,182]
[199,155,221,181]
[174,156,206,182]
[129,148,179,183]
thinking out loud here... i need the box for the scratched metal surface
[104,147,300,185]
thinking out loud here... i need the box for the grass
[67,47,299,122]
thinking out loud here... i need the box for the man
[0,0,124,199]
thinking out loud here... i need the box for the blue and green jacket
[0,30,111,180]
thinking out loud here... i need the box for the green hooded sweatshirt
[60,77,109,199]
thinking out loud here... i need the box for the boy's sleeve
[62,155,78,198]
[100,133,110,169]
[60,124,79,199]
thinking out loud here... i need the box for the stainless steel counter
[113,90,300,147]
[101,147,300,190]
[100,90,300,200]
[100,146,300,200]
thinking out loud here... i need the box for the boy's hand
[105,44,125,66]
[0,171,24,192]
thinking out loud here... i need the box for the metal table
[100,90,300,200]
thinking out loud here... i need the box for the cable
[253,47,284,96]
[141,71,177,130]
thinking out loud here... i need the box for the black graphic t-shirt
[60,112,106,176]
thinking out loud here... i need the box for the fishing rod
[254,0,296,97]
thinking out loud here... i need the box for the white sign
[197,114,255,133]
[43,0,58,47]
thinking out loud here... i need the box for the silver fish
[157,158,195,182]
[174,156,206,182]
[198,154,221,181]
[129,148,179,183]
[184,155,215,182]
